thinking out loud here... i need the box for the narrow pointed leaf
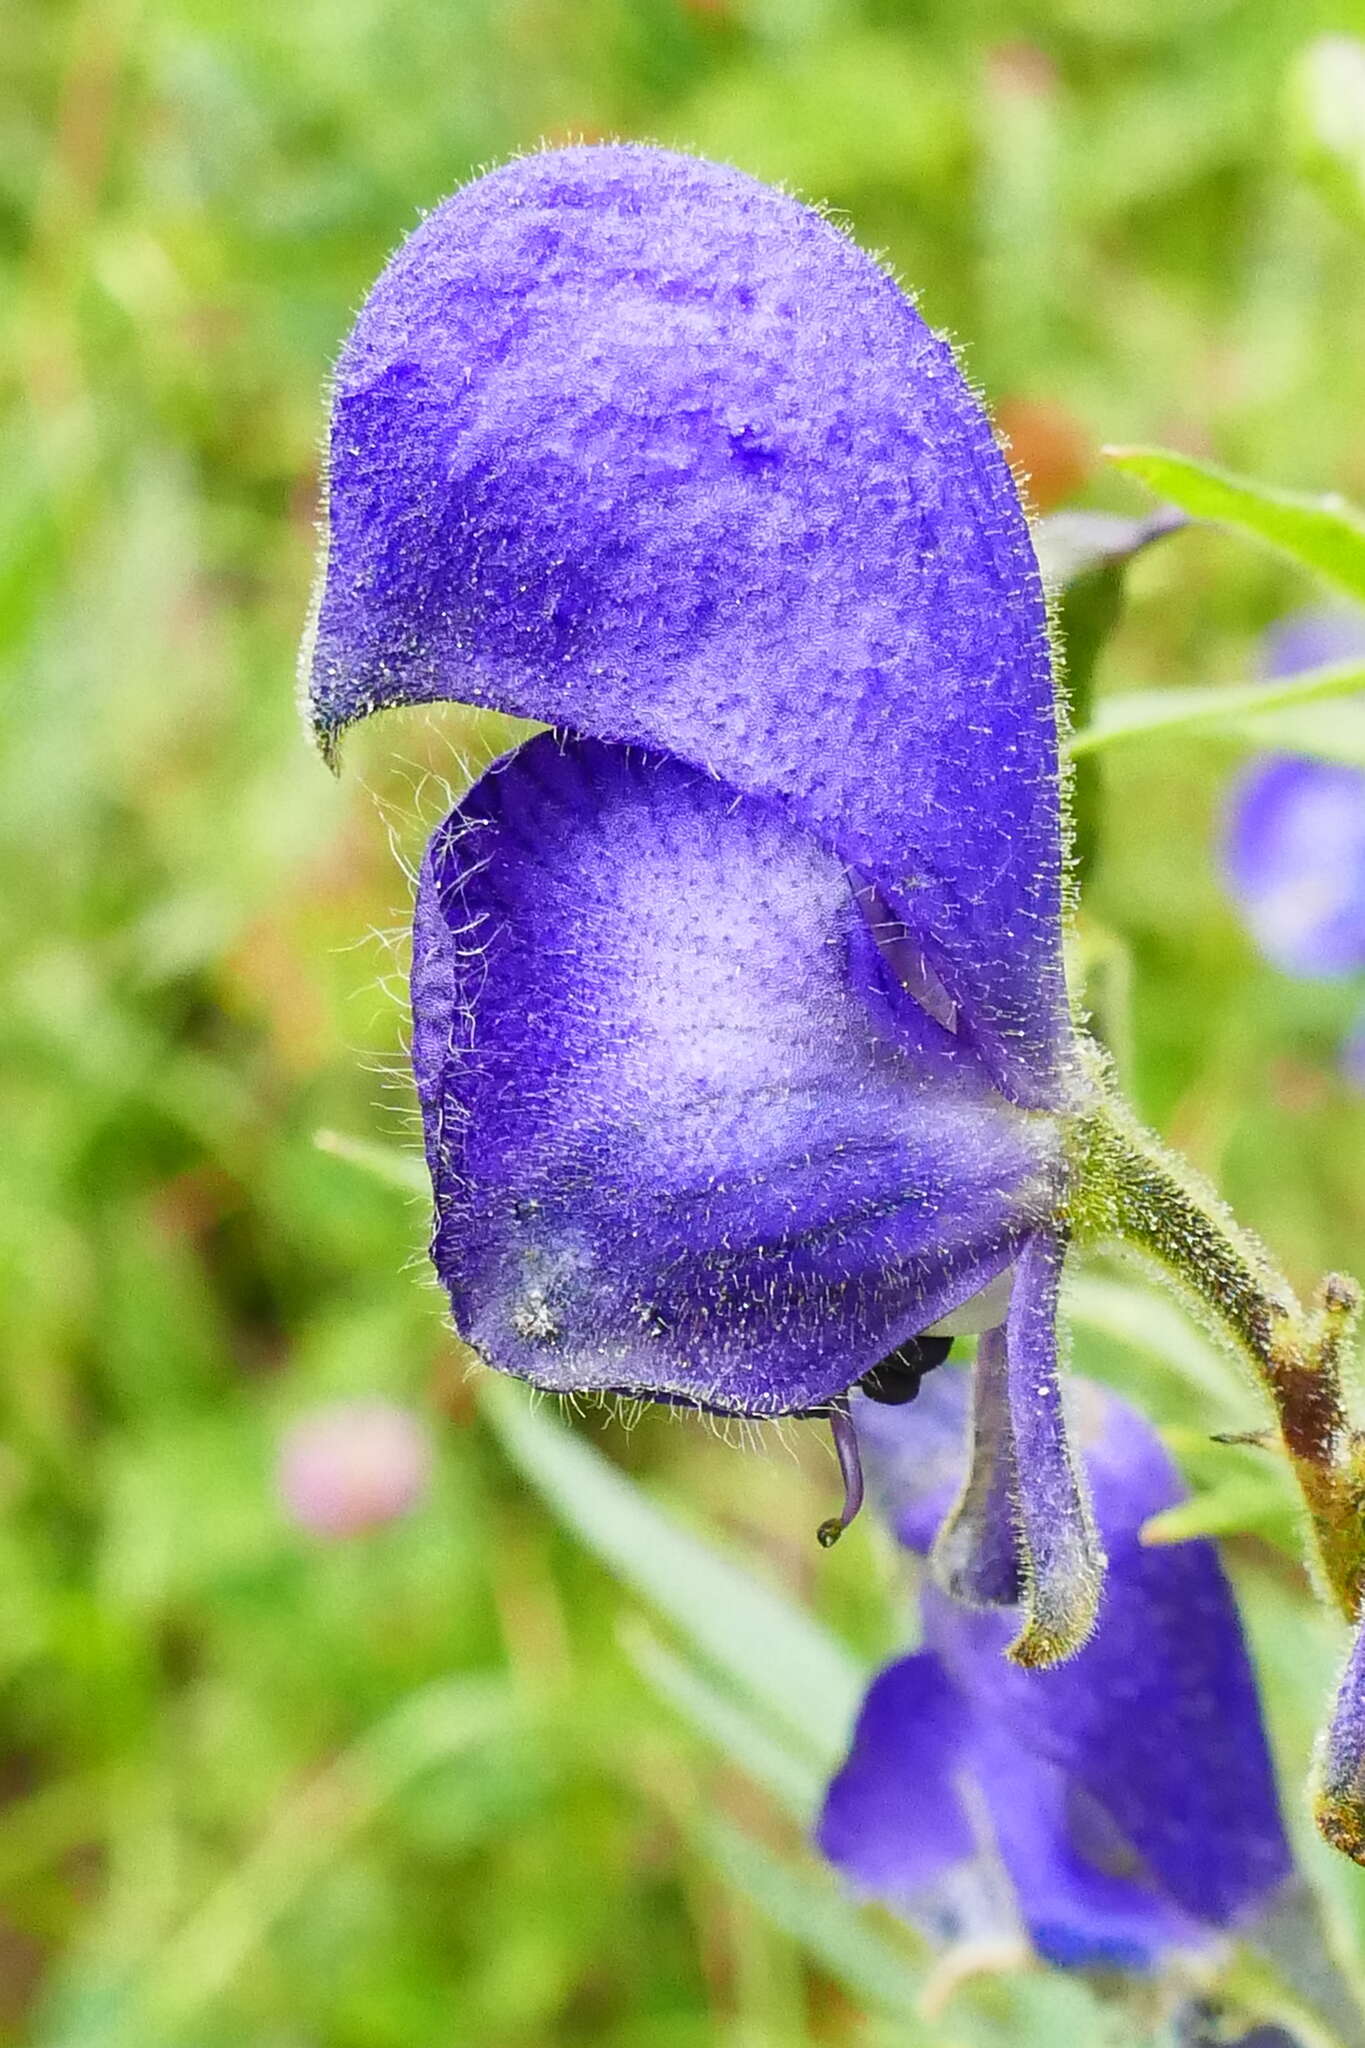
[622,1622,823,1819]
[1231,700,1365,767]
[1106,447,1365,603]
[1033,508,1185,593]
[1068,659,1365,756]
[314,1128,429,1195]
[697,1816,929,2026]
[1036,508,1184,877]
[1139,1480,1291,1548]
[480,1376,863,1759]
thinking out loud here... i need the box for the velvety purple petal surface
[313,144,1070,1105]
[411,733,1062,1414]
[817,1645,1202,1968]
[967,1723,1205,1969]
[1223,755,1365,978]
[815,1652,978,1908]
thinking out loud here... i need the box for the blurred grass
[5,0,1365,2041]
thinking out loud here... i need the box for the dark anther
[858,1334,953,1406]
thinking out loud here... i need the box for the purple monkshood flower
[305,144,1102,1658]
[818,1371,1292,1971]
[277,1399,433,1538]
[1222,609,1365,979]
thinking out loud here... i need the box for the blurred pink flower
[1345,1010,1365,1096]
[277,1399,433,1538]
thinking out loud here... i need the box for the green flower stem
[1072,1100,1365,1621]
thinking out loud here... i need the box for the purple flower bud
[1317,1611,1365,1862]
[277,1399,433,1539]
[1302,1547,1365,1876]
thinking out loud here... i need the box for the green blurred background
[6,0,1365,2041]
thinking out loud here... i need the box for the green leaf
[480,1378,865,1762]
[1066,1268,1246,1409]
[313,1127,429,1194]
[1141,1480,1290,1548]
[1289,35,1365,235]
[1105,446,1365,602]
[1144,1426,1299,1550]
[622,1621,824,1819]
[57,1679,513,2048]
[700,1820,1130,2048]
[696,1816,928,2025]
[1068,657,1365,755]
[1036,509,1183,877]
[1230,698,1365,768]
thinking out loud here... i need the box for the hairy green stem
[1072,1102,1365,1620]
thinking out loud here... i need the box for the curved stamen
[817,1399,866,1548]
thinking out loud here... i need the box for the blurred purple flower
[304,144,1103,1656]
[817,1372,1292,1971]
[1222,610,1365,978]
[278,1399,433,1539]
[1259,608,1365,681]
[1225,757,1365,977]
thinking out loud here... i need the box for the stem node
[1073,1100,1364,1621]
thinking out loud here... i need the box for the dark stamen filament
[817,1399,865,1548]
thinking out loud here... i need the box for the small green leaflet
[1068,657,1365,756]
[1105,446,1365,603]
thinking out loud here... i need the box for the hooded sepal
[309,143,1072,1105]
